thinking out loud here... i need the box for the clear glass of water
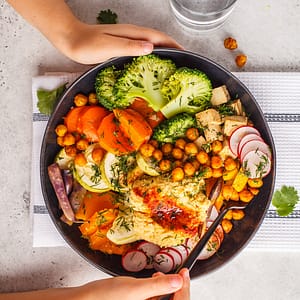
[169,0,238,31]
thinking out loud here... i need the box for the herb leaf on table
[37,83,67,115]
[272,185,299,216]
[97,9,118,24]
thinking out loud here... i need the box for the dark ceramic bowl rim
[40,48,276,278]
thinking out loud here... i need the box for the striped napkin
[31,72,300,250]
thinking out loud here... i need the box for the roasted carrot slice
[97,113,134,155]
[75,191,118,221]
[113,108,152,150]
[64,106,86,133]
[77,106,109,142]
[129,98,165,128]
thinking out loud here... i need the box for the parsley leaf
[37,83,67,115]
[272,185,299,216]
[97,9,118,24]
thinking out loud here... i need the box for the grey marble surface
[1,0,300,298]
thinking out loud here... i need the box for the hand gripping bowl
[40,48,276,278]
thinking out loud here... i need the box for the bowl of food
[40,48,276,278]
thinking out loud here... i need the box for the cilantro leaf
[97,9,118,24]
[272,185,299,216]
[37,83,67,115]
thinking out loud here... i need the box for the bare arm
[0,269,190,300]
[7,0,182,64]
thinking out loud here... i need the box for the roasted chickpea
[159,159,172,172]
[211,140,223,153]
[183,162,196,176]
[211,155,223,169]
[235,54,247,68]
[174,160,182,167]
[224,157,237,171]
[65,145,77,157]
[222,219,233,233]
[222,185,234,200]
[224,37,238,50]
[74,153,87,166]
[184,142,198,156]
[152,149,163,162]
[92,147,104,164]
[161,143,173,155]
[55,124,68,137]
[171,167,185,182]
[57,136,65,147]
[224,210,232,220]
[149,139,159,148]
[232,209,245,220]
[248,178,263,188]
[239,189,254,202]
[172,148,184,160]
[74,93,88,106]
[231,189,240,201]
[248,187,260,196]
[175,138,186,150]
[212,167,223,178]
[196,150,209,164]
[190,159,200,171]
[186,127,199,141]
[202,166,213,179]
[63,133,76,146]
[88,92,98,105]
[140,143,155,158]
[76,139,89,151]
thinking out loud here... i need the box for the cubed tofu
[229,99,245,116]
[210,85,231,106]
[223,115,248,136]
[218,138,237,160]
[196,109,223,142]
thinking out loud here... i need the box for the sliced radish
[214,225,224,243]
[161,247,183,269]
[242,150,272,178]
[122,250,147,272]
[185,238,195,251]
[229,126,261,156]
[208,205,218,221]
[136,241,161,269]
[197,232,221,260]
[240,140,272,162]
[153,252,175,273]
[237,133,263,157]
[172,245,189,261]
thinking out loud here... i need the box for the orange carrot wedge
[129,98,165,128]
[64,106,87,133]
[97,113,134,155]
[113,108,153,150]
[78,106,109,142]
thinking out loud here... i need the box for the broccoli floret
[113,54,177,111]
[152,113,196,143]
[95,66,123,110]
[160,67,213,119]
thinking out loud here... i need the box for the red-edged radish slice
[229,126,261,156]
[136,241,161,269]
[172,245,189,261]
[242,149,272,178]
[153,252,175,273]
[208,205,219,221]
[122,250,147,272]
[185,238,195,251]
[214,225,224,243]
[240,139,272,162]
[162,247,183,269]
[237,133,263,157]
[197,232,221,260]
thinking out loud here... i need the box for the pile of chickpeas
[139,126,264,234]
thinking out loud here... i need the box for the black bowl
[40,48,276,278]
